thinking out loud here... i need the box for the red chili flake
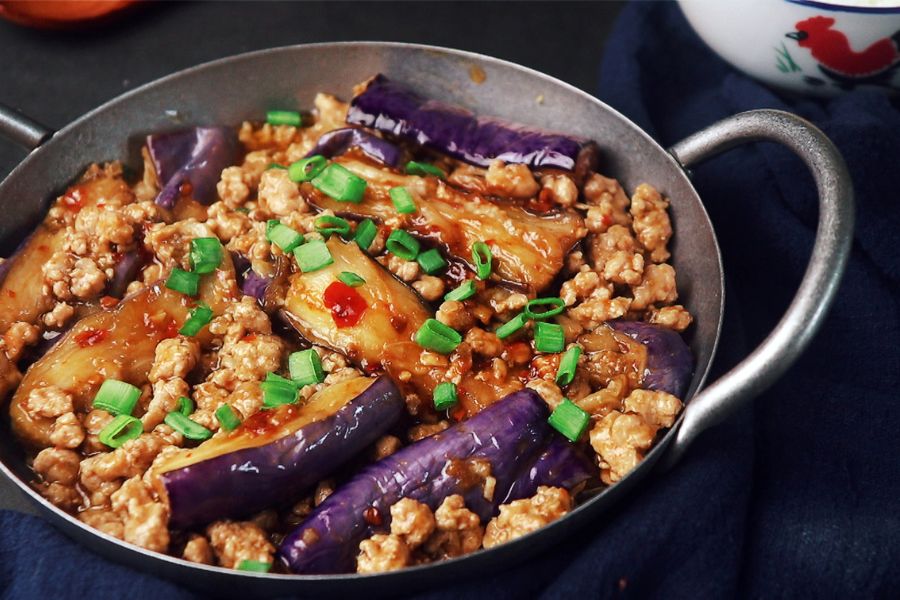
[242,333,257,342]
[389,313,407,333]
[323,281,367,328]
[362,506,382,526]
[99,296,119,309]
[143,312,178,339]
[37,244,49,252]
[74,328,108,347]
[451,404,467,422]
[5,290,15,298]
[602,214,613,228]
[61,187,84,211]
[179,181,193,197]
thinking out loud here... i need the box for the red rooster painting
[786,16,900,88]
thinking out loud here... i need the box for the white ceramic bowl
[678,0,900,96]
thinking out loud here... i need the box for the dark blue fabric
[2,2,898,598]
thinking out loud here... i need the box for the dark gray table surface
[0,0,623,511]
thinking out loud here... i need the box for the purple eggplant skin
[607,321,694,398]
[503,435,596,505]
[107,251,142,298]
[278,389,553,574]
[155,376,404,530]
[347,74,594,171]
[305,127,403,167]
[147,126,239,209]
[231,251,271,303]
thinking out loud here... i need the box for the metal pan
[0,42,853,597]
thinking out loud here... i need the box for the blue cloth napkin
[2,2,898,598]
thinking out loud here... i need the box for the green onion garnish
[176,396,194,416]
[471,242,493,280]
[311,163,367,203]
[389,187,417,214]
[433,382,458,411]
[405,161,445,179]
[386,230,420,261]
[266,163,287,170]
[266,221,305,253]
[190,237,223,275]
[92,379,141,416]
[215,404,241,431]
[524,297,565,321]
[548,399,590,442]
[315,215,351,238]
[237,560,272,573]
[534,321,565,353]
[444,280,477,302]
[179,302,214,337]
[416,248,447,275]
[294,239,333,273]
[338,272,365,287]
[166,268,200,297]
[288,155,327,183]
[415,319,462,354]
[354,219,377,251]
[164,411,213,441]
[260,374,299,408]
[495,313,528,340]
[555,346,582,387]
[98,414,143,449]
[266,110,302,127]
[289,349,325,386]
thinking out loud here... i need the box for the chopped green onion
[555,346,582,387]
[354,219,377,251]
[215,404,241,431]
[433,382,458,411]
[266,163,287,170]
[92,379,141,416]
[260,373,299,408]
[416,248,447,275]
[315,215,351,238]
[471,242,493,280]
[235,207,251,214]
[266,110,301,127]
[389,187,417,214]
[524,297,566,321]
[496,313,528,340]
[405,161,445,178]
[165,268,200,297]
[311,163,367,203]
[386,229,420,261]
[266,221,304,253]
[338,272,365,287]
[444,280,477,302]
[176,396,194,416]
[294,239,333,273]
[289,349,325,386]
[288,155,327,183]
[164,411,213,441]
[190,237,223,274]
[237,560,272,573]
[415,319,462,354]
[179,302,214,336]
[99,414,143,449]
[548,398,590,442]
[534,321,565,353]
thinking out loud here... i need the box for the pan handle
[0,103,52,151]
[663,109,854,466]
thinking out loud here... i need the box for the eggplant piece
[107,251,143,298]
[607,320,693,398]
[503,435,596,504]
[347,74,595,171]
[281,237,431,369]
[0,171,134,334]
[153,376,403,530]
[305,127,403,167]
[309,158,586,293]
[147,126,239,208]
[278,389,551,574]
[10,257,238,448]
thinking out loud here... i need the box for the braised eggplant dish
[1,75,694,574]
